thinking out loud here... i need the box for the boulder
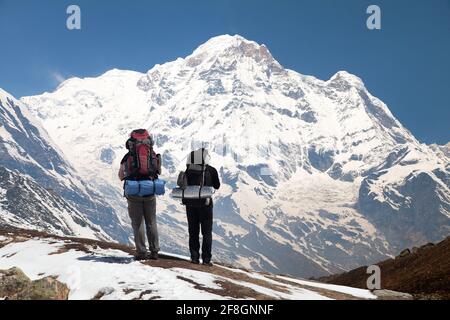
[16,276,70,300]
[420,242,435,250]
[0,267,69,300]
[398,248,411,258]
[0,268,30,298]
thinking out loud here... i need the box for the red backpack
[122,129,161,180]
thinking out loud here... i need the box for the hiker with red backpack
[175,148,220,266]
[118,129,165,261]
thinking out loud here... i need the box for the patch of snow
[0,239,224,299]
[276,275,377,299]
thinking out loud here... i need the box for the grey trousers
[127,195,160,254]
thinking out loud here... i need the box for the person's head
[186,148,210,166]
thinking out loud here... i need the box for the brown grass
[319,237,450,300]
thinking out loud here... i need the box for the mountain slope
[0,88,128,241]
[319,236,450,299]
[0,166,109,239]
[21,34,450,277]
[430,142,450,159]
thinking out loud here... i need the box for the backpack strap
[120,153,129,164]
[129,139,140,170]
[147,152,152,179]
[198,165,206,198]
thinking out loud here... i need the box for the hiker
[177,148,220,266]
[118,129,163,261]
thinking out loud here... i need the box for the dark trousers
[186,205,213,263]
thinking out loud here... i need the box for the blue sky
[0,0,449,144]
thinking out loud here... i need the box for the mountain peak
[193,34,259,53]
[329,70,365,89]
[186,34,282,70]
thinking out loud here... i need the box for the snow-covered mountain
[21,35,450,277]
[0,88,128,241]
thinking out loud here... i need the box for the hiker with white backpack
[174,148,220,266]
[118,129,165,261]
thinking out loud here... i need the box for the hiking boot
[134,253,148,261]
[202,261,213,267]
[149,252,158,260]
[191,259,200,264]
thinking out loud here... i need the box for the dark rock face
[328,74,353,92]
[239,164,277,187]
[280,83,304,100]
[300,111,317,123]
[219,168,239,192]
[99,148,116,165]
[232,79,252,97]
[206,79,226,96]
[362,147,410,178]
[328,163,343,180]
[308,147,334,172]
[327,163,356,182]
[161,151,176,174]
